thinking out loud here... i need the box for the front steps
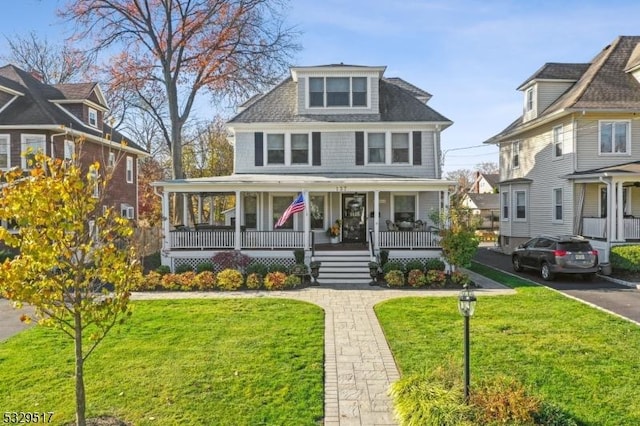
[312,250,373,285]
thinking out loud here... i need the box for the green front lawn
[376,262,640,425]
[0,299,324,425]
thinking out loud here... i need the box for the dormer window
[88,107,98,127]
[308,76,368,108]
[525,87,534,112]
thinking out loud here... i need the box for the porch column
[234,191,241,250]
[303,190,310,250]
[617,180,624,241]
[182,194,189,226]
[606,181,614,242]
[374,190,380,251]
[162,190,170,253]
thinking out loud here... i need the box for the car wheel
[512,255,524,272]
[582,273,596,281]
[540,262,555,281]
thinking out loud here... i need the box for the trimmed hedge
[610,245,640,272]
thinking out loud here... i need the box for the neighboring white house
[470,172,499,194]
[153,64,455,272]
[487,36,640,262]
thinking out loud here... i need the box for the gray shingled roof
[228,71,451,124]
[517,63,590,89]
[0,64,145,152]
[465,193,499,210]
[490,36,640,142]
[479,173,500,188]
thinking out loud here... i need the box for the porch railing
[169,230,304,250]
[582,217,640,240]
[379,231,440,249]
[169,229,442,250]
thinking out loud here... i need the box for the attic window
[88,108,98,127]
[308,76,368,108]
[525,87,534,112]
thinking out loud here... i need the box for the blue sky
[3,0,640,174]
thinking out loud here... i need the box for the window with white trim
[108,152,115,168]
[244,195,257,229]
[553,125,563,158]
[391,133,409,163]
[88,108,98,127]
[393,194,416,222]
[310,194,326,230]
[266,134,285,165]
[525,87,534,112]
[599,121,630,154]
[126,156,134,183]
[291,134,309,165]
[367,133,385,163]
[64,139,75,160]
[514,190,526,220]
[90,170,100,198]
[21,134,46,169]
[120,203,134,219]
[512,141,520,168]
[553,188,563,222]
[501,191,509,220]
[600,186,630,217]
[0,134,10,169]
[308,76,368,108]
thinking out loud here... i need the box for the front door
[342,193,366,242]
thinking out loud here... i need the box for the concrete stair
[312,250,373,285]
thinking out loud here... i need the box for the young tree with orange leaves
[0,153,143,426]
[61,0,299,185]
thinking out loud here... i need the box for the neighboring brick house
[0,64,148,224]
[153,64,455,275]
[487,36,640,262]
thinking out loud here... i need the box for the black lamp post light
[457,283,477,403]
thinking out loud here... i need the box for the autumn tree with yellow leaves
[0,153,143,426]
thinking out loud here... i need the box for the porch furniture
[397,221,414,231]
[385,220,397,231]
[173,224,188,231]
[414,220,424,231]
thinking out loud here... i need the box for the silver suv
[512,235,599,281]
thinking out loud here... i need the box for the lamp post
[457,283,477,403]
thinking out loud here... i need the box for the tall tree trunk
[171,122,185,224]
[74,310,86,426]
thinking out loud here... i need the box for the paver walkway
[133,269,514,425]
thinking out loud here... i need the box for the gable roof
[517,63,590,89]
[477,172,499,188]
[228,66,451,125]
[464,193,499,210]
[0,64,146,154]
[489,36,640,142]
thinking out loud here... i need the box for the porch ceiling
[152,173,456,193]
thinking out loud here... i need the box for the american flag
[274,193,305,228]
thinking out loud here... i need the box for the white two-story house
[153,64,454,274]
[488,36,640,262]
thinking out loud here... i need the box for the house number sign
[336,186,348,192]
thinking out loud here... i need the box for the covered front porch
[569,162,640,261]
[153,174,454,267]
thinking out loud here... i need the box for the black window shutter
[355,131,364,165]
[254,132,263,167]
[412,131,422,165]
[312,132,321,166]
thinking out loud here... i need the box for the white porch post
[235,191,242,250]
[374,190,380,251]
[616,180,624,241]
[162,190,170,254]
[182,194,189,226]
[303,190,310,250]
[606,181,614,242]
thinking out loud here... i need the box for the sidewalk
[133,280,514,425]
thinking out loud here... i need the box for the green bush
[533,402,578,426]
[268,264,288,273]
[155,265,171,276]
[407,269,426,287]
[284,274,301,288]
[610,245,640,272]
[0,249,16,263]
[382,261,404,274]
[425,258,446,271]
[293,249,305,264]
[389,374,472,426]
[195,262,215,273]
[385,270,405,287]
[246,262,268,277]
[379,249,390,266]
[216,269,243,291]
[175,264,194,274]
[405,260,424,272]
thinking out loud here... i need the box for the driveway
[474,247,640,324]
[0,299,34,341]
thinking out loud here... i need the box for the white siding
[575,115,640,171]
[296,72,380,115]
[536,81,574,114]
